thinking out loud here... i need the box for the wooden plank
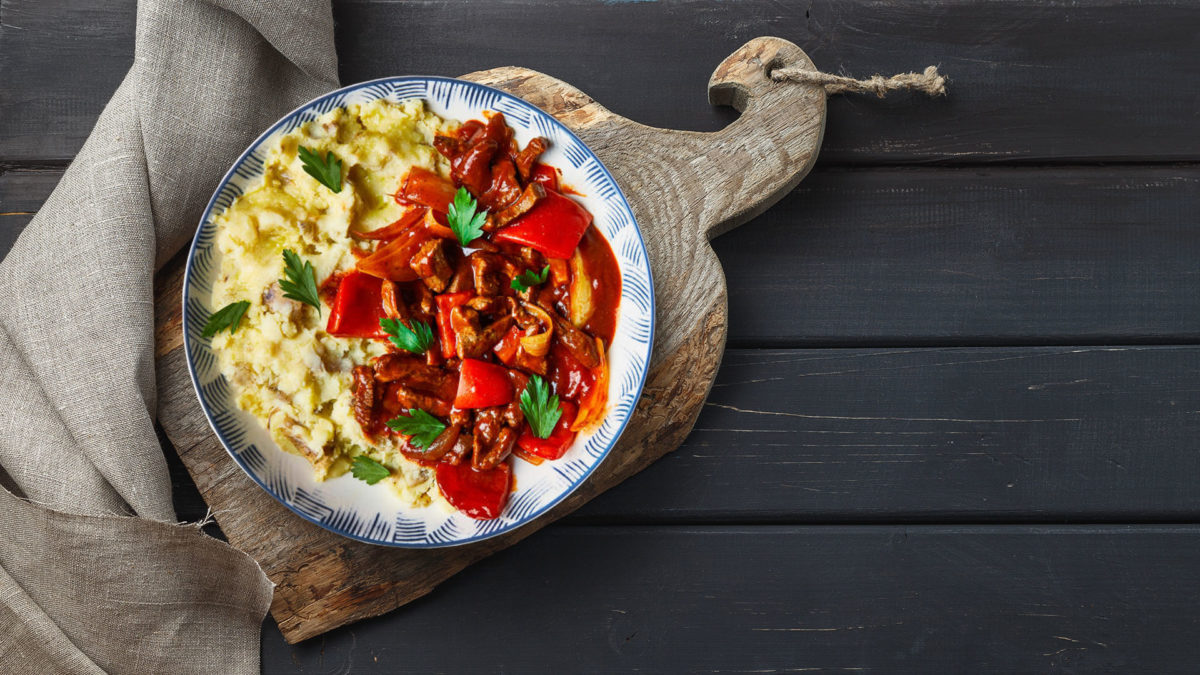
[261,524,1200,672]
[578,346,1200,522]
[0,169,57,260]
[0,0,134,162]
[160,344,1200,525]
[5,0,1200,164]
[8,166,1200,344]
[717,166,1200,345]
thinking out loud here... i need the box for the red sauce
[337,110,626,522]
[549,341,596,402]
[576,227,622,345]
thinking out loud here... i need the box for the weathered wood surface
[584,346,1200,522]
[719,166,1200,346]
[152,38,826,642]
[0,170,48,260]
[9,167,1200,344]
[4,0,1200,164]
[9,173,1200,522]
[7,0,1200,670]
[263,525,1200,673]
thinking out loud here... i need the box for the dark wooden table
[5,1,1200,671]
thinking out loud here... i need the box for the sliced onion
[353,207,424,241]
[518,302,554,357]
[568,249,594,328]
[394,166,456,212]
[571,336,609,432]
[548,258,569,287]
[356,224,429,282]
[422,207,456,240]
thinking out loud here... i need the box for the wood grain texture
[153,38,826,642]
[718,166,1200,345]
[0,170,54,260]
[580,346,1200,522]
[0,0,134,163]
[10,0,1200,668]
[6,0,1200,164]
[12,175,1200,522]
[263,524,1200,673]
[13,167,1200,344]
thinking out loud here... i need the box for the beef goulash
[206,99,620,519]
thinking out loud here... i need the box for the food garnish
[279,249,322,314]
[202,300,250,338]
[380,317,435,354]
[510,264,550,293]
[386,408,447,449]
[446,187,487,247]
[517,400,578,460]
[211,104,623,521]
[350,455,391,485]
[297,146,343,193]
[519,375,564,439]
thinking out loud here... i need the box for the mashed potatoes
[209,99,456,508]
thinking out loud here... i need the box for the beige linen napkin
[0,0,338,671]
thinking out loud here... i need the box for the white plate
[183,77,654,547]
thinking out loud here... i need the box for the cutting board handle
[699,36,827,239]
[460,36,825,244]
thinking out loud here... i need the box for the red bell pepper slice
[436,461,511,520]
[435,291,473,359]
[517,400,578,461]
[492,325,523,367]
[326,270,388,339]
[529,163,559,192]
[548,341,596,402]
[454,358,514,409]
[493,191,592,260]
[394,167,457,213]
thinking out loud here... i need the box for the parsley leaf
[350,455,391,485]
[202,300,250,338]
[380,317,435,354]
[511,264,550,293]
[519,375,563,439]
[386,409,447,449]
[278,249,322,315]
[297,146,343,193]
[446,187,487,247]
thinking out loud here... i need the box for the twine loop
[771,64,947,98]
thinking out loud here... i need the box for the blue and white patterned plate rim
[182,75,654,547]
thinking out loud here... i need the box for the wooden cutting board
[154,36,825,643]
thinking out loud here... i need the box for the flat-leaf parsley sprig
[278,249,322,315]
[202,300,250,338]
[386,409,446,449]
[297,146,343,193]
[380,317,435,355]
[519,375,563,439]
[511,264,550,293]
[446,187,487,247]
[350,455,391,485]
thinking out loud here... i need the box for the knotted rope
[771,65,947,98]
